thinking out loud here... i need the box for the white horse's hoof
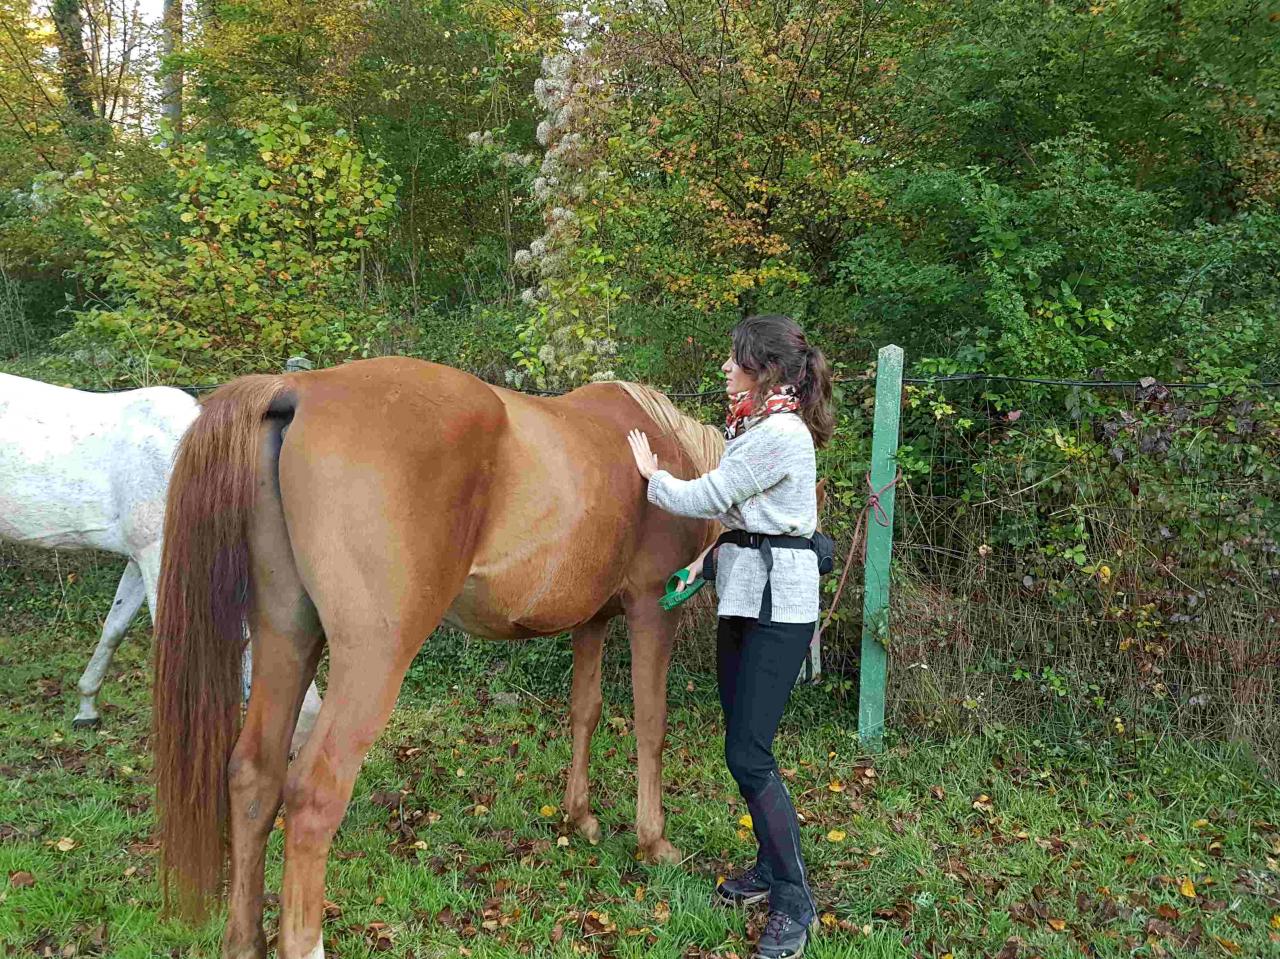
[72,715,101,730]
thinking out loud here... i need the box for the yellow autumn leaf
[634,885,645,901]
[738,813,753,828]
[1270,913,1280,930]
[828,780,845,793]
[1179,876,1197,898]
[1048,918,1067,931]
[540,804,557,817]
[1192,819,1209,828]
[820,913,837,928]
[826,829,847,842]
[472,804,489,816]
[54,837,76,852]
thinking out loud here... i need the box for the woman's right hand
[679,545,712,588]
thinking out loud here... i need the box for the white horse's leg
[291,682,323,756]
[74,560,145,727]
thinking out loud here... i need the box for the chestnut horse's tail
[152,374,291,918]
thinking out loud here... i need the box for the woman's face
[722,352,758,396]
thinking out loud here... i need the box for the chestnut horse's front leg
[565,620,607,843]
[624,600,682,864]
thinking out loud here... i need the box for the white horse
[0,373,321,741]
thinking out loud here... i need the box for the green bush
[57,100,398,381]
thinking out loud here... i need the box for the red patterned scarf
[725,384,800,440]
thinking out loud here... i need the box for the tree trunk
[159,0,183,134]
[50,0,95,123]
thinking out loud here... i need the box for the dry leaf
[828,781,845,793]
[654,901,671,923]
[540,804,557,817]
[1180,877,1197,899]
[55,837,76,852]
[557,836,569,847]
[8,871,35,888]
[1047,918,1066,931]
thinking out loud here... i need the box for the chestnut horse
[152,357,723,958]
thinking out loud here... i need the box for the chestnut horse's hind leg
[624,600,682,864]
[276,621,441,959]
[222,616,322,959]
[565,620,607,843]
[223,431,326,959]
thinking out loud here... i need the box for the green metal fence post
[859,344,903,751]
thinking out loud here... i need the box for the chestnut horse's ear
[815,478,827,513]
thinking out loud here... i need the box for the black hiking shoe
[752,910,812,959]
[713,865,770,907]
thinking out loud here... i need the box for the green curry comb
[660,568,706,611]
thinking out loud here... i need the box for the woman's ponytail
[798,344,835,449]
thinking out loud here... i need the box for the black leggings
[718,616,814,797]
[717,615,817,924]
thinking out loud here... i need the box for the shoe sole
[713,890,770,908]
[752,938,806,959]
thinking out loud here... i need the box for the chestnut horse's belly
[442,392,642,640]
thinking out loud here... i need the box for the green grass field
[2,552,1279,958]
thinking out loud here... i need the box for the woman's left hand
[627,429,660,480]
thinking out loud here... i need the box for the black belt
[710,530,818,626]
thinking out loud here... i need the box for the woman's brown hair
[731,314,836,448]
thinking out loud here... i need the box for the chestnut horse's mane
[615,381,724,475]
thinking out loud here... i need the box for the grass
[2,549,1279,958]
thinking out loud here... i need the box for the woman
[627,314,835,959]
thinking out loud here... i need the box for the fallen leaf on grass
[53,837,76,852]
[540,804,557,817]
[1213,935,1241,955]
[826,830,846,842]
[557,836,569,847]
[8,871,35,888]
[361,921,393,951]
[1047,918,1066,932]
[654,901,671,923]
[1180,877,1197,899]
[738,813,753,828]
[972,794,993,814]
[828,780,845,793]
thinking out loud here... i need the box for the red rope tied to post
[819,468,903,636]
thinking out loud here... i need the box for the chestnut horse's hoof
[640,838,682,865]
[574,814,602,845]
[220,929,267,959]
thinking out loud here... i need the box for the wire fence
[805,374,1277,761]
